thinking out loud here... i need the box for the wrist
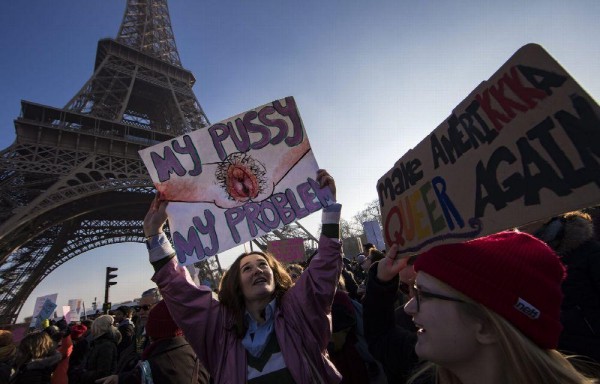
[144,231,163,240]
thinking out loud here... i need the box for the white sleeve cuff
[148,233,176,263]
[321,203,342,224]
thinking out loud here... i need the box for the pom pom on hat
[414,231,565,349]
[145,300,182,340]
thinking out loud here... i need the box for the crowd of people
[0,170,599,383]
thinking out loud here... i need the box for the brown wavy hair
[218,251,293,338]
[14,331,54,368]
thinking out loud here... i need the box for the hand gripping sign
[139,97,334,265]
[377,44,600,256]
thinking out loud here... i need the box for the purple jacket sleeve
[151,258,227,376]
[282,235,343,350]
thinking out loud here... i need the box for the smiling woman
[142,169,344,383]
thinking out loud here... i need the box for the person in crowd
[389,231,597,384]
[51,323,73,384]
[135,288,161,355]
[143,169,342,382]
[0,330,16,384]
[352,254,367,284]
[78,315,119,384]
[285,263,304,284]
[96,300,210,384]
[113,306,135,359]
[10,331,62,384]
[357,249,386,299]
[363,243,376,258]
[341,259,361,302]
[328,275,374,384]
[363,248,419,383]
[522,210,600,364]
[67,324,90,384]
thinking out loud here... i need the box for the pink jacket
[152,235,343,383]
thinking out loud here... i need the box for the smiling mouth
[414,321,426,334]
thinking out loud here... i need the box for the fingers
[385,244,399,260]
[316,169,336,200]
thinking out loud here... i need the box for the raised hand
[376,244,409,282]
[143,192,169,237]
[316,169,336,202]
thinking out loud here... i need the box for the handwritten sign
[267,238,306,263]
[140,97,334,265]
[378,44,600,256]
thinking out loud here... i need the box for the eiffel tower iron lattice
[0,0,215,324]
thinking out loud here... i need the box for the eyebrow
[240,258,266,269]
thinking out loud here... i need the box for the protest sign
[68,299,83,320]
[30,293,58,328]
[363,220,386,251]
[267,238,306,263]
[62,306,72,323]
[140,97,334,265]
[38,299,57,322]
[378,44,600,256]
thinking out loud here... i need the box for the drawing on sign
[140,97,334,265]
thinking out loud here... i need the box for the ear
[474,319,499,345]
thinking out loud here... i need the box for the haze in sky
[1,1,598,322]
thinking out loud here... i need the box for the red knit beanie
[145,300,183,340]
[414,231,565,349]
[70,324,88,340]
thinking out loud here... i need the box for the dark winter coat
[67,334,91,384]
[79,333,118,384]
[117,320,135,359]
[0,359,13,384]
[118,336,209,384]
[363,265,421,384]
[536,214,600,363]
[10,350,61,384]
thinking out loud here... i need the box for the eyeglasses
[139,305,151,311]
[413,284,466,312]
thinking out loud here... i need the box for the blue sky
[1,1,599,322]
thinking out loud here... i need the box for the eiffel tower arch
[0,0,214,324]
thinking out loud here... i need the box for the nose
[404,296,417,316]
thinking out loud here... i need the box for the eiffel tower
[0,0,216,324]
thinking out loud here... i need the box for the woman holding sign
[378,231,597,384]
[143,169,342,383]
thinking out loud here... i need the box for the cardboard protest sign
[267,238,306,263]
[140,97,334,265]
[378,44,600,256]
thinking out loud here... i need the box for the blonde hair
[408,302,598,384]
[14,331,54,368]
